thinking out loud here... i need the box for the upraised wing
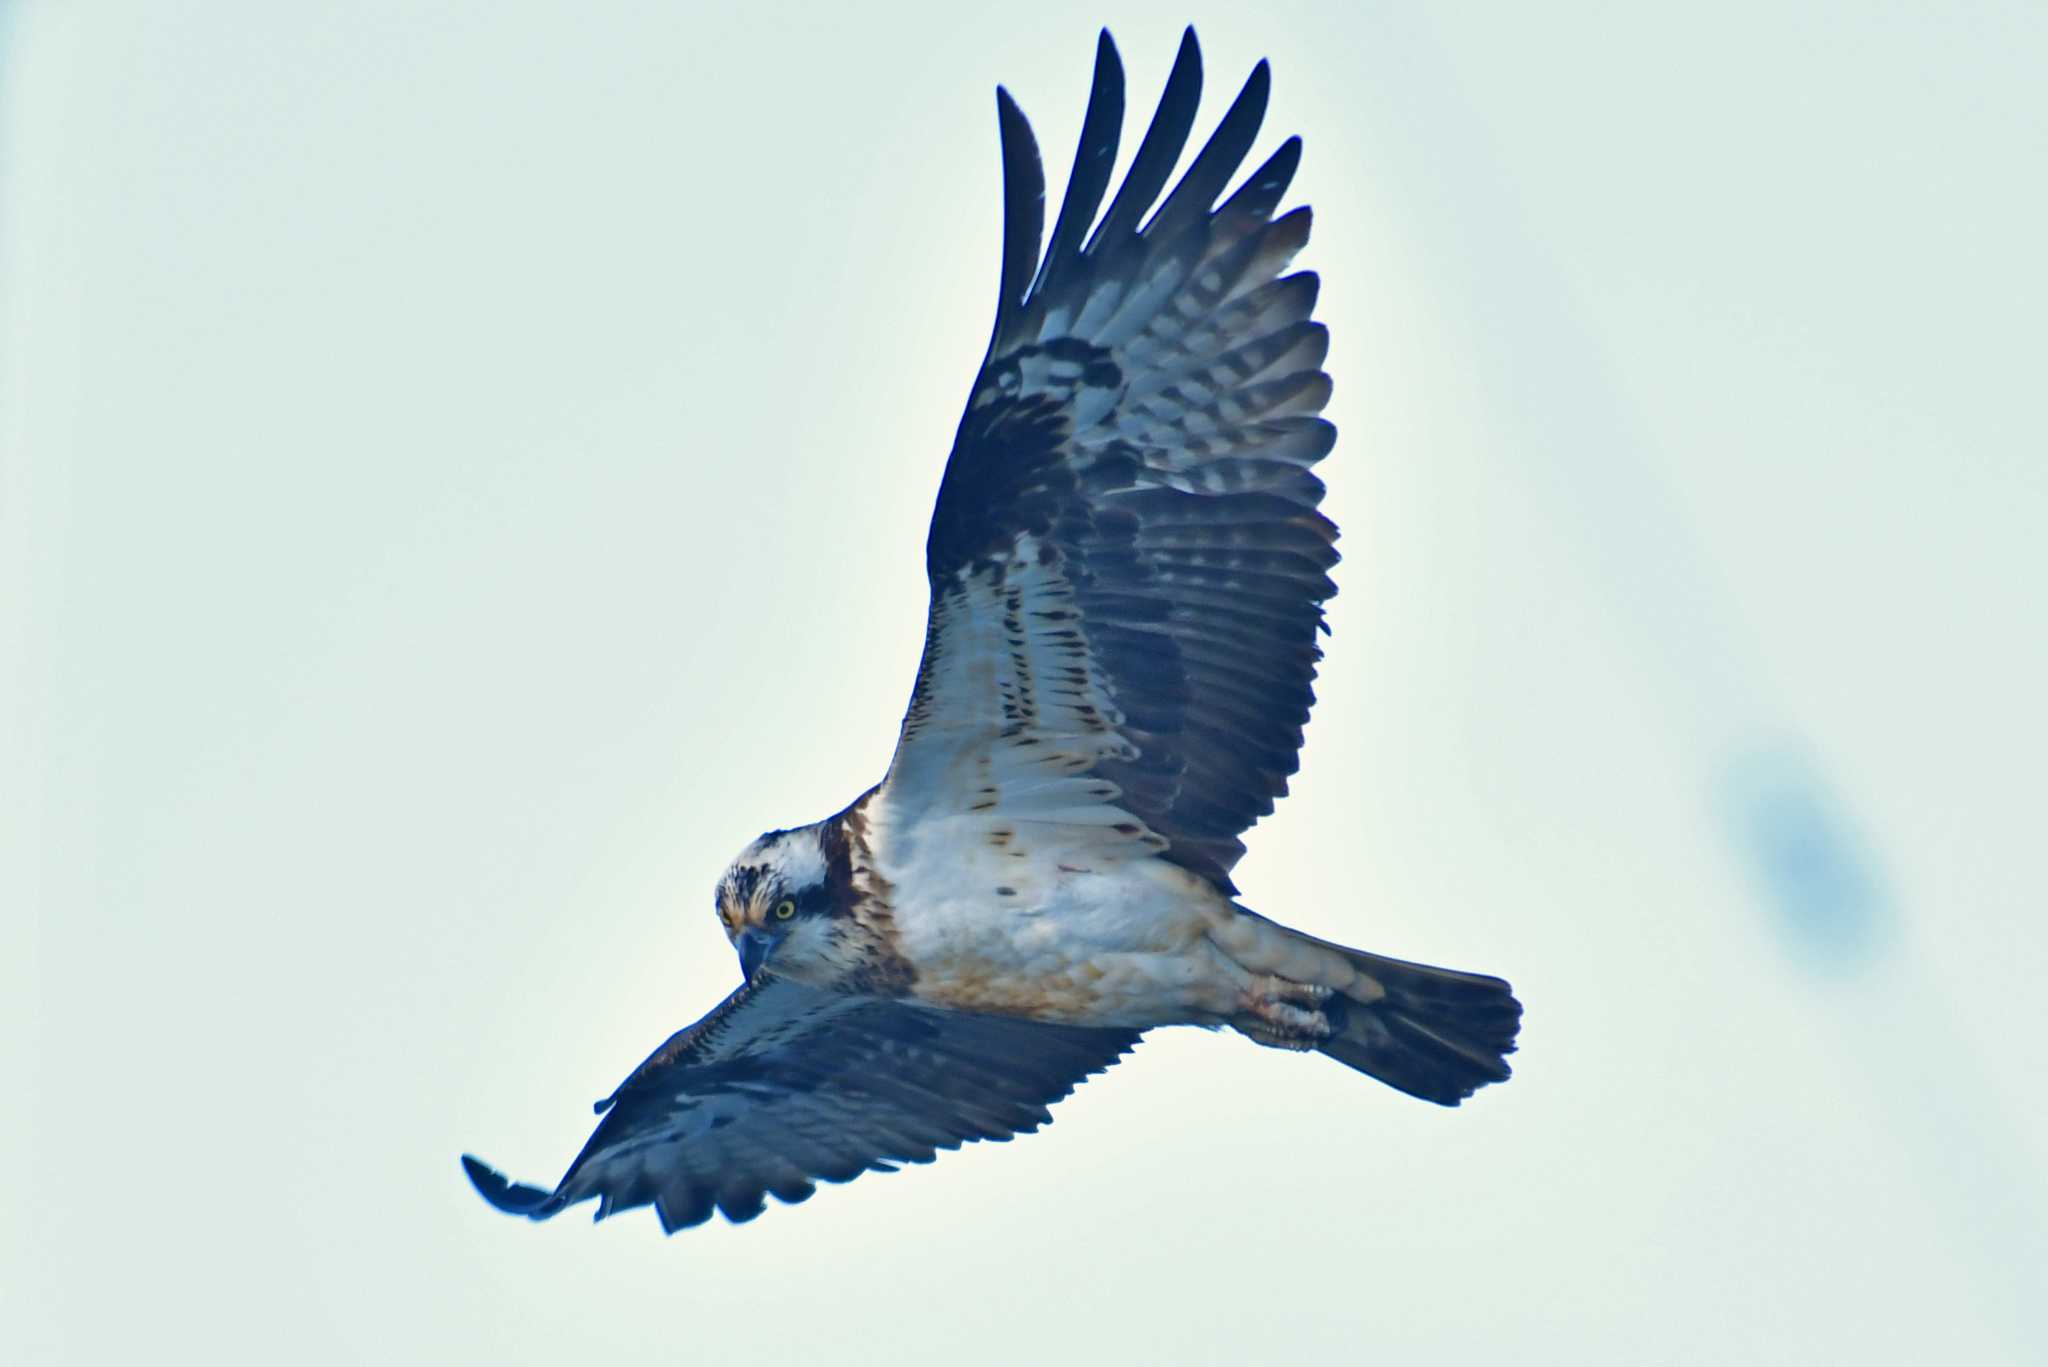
[883,29,1337,893]
[462,975,1138,1231]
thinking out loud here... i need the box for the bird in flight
[464,27,1520,1234]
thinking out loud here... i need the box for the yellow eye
[773,898,797,921]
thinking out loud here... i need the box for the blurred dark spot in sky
[1720,741,1893,974]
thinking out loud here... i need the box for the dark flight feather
[1084,27,1201,255]
[463,976,1138,1229]
[1031,31,1124,306]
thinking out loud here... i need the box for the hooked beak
[736,928,775,982]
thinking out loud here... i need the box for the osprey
[465,28,1520,1234]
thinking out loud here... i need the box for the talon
[1238,1021,1319,1052]
[1249,974,1332,1010]
[1238,976,1340,1049]
[1279,981,1333,1008]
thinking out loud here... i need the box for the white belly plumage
[875,810,1251,1028]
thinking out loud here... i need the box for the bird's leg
[1235,975,1339,1050]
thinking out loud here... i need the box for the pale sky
[5,3,2044,1364]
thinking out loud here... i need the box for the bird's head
[713,823,857,988]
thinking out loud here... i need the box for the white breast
[869,797,1243,1029]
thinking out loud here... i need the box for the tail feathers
[1320,948,1522,1106]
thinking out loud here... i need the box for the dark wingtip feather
[1218,135,1302,229]
[462,1154,555,1217]
[1032,29,1127,303]
[1146,56,1270,242]
[991,86,1047,351]
[1084,25,1203,253]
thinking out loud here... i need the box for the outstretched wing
[462,975,1138,1231]
[883,29,1336,893]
